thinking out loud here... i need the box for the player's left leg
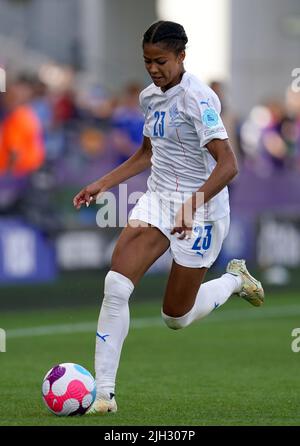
[162,260,242,329]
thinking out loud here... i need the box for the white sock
[162,273,242,330]
[95,270,134,398]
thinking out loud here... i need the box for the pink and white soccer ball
[42,363,96,416]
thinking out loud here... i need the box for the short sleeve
[139,91,151,138]
[188,91,228,147]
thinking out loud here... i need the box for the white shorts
[129,190,230,269]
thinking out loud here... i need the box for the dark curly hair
[143,21,188,55]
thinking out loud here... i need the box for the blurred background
[0,0,300,309]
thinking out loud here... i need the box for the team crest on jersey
[202,108,219,128]
[169,102,181,127]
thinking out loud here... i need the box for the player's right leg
[161,215,264,331]
[161,259,264,331]
[88,221,170,414]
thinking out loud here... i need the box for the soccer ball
[42,363,96,416]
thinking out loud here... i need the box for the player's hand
[73,179,108,210]
[171,198,195,240]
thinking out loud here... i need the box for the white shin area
[95,270,134,398]
[162,273,242,330]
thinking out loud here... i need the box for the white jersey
[139,72,230,221]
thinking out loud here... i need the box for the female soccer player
[73,21,264,414]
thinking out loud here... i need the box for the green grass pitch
[1,290,300,426]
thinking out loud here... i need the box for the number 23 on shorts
[191,225,213,252]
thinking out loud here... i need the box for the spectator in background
[258,100,289,171]
[0,77,45,177]
[31,78,53,135]
[30,77,60,161]
[240,97,297,174]
[110,82,144,165]
[53,88,77,126]
[76,83,116,123]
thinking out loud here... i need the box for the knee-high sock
[162,273,242,330]
[95,270,134,397]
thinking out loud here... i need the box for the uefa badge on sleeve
[202,108,219,128]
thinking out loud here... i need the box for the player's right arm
[73,136,152,209]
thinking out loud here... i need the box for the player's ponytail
[143,21,188,55]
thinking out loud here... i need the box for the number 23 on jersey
[153,111,166,137]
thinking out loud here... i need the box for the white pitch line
[4,304,300,340]
[6,318,163,339]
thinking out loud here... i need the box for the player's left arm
[171,138,238,238]
[188,91,238,210]
[172,90,238,238]
[192,137,239,209]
